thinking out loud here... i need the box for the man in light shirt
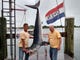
[19,23,33,60]
[48,25,62,60]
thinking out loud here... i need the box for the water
[74,28,80,60]
[7,28,80,60]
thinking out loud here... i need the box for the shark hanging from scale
[25,0,43,52]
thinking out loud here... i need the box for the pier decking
[5,46,73,60]
[29,47,73,60]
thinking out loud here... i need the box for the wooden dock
[29,48,73,60]
[4,45,73,60]
[5,40,73,60]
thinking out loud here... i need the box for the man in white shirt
[19,23,33,60]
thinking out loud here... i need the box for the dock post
[64,17,74,58]
[37,50,39,60]
[0,17,7,60]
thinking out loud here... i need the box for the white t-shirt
[19,31,30,48]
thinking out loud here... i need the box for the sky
[0,0,80,27]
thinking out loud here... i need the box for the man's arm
[57,31,62,50]
[21,39,25,48]
[58,37,62,50]
[20,32,26,51]
[20,32,25,48]
[48,34,50,43]
[29,35,34,38]
[21,38,28,52]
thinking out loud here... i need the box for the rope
[24,11,26,23]
[44,46,47,60]
[15,3,27,26]
[15,3,26,10]
[19,11,26,27]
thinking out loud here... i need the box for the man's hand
[23,48,26,52]
[30,35,34,38]
[45,43,48,46]
[23,48,29,53]
[29,50,33,54]
[57,46,60,50]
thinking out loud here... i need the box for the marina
[0,0,80,60]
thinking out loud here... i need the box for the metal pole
[36,8,39,60]
[24,11,26,23]
[1,0,5,59]
[9,0,13,60]
[63,0,67,17]
[37,50,39,60]
[44,46,47,60]
[2,0,3,18]
[14,0,16,59]
[55,0,64,31]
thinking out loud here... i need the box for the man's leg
[52,48,58,60]
[50,47,53,60]
[25,53,29,60]
[19,47,24,60]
